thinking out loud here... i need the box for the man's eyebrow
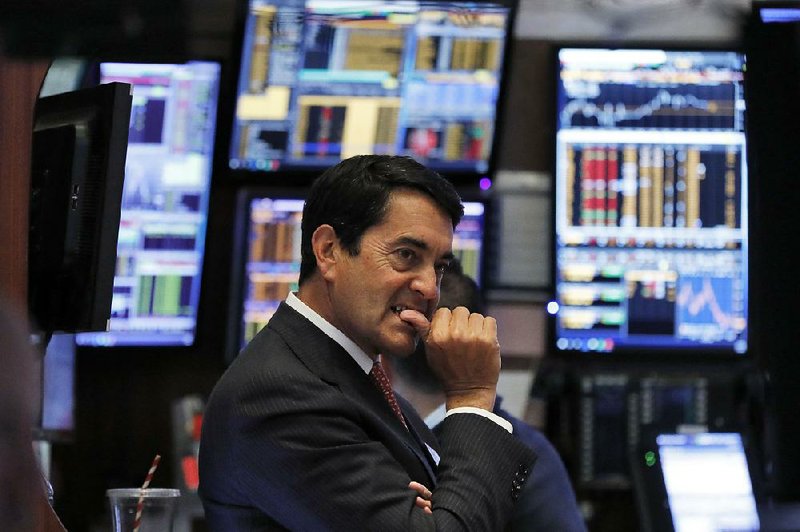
[395,236,455,261]
[396,235,428,250]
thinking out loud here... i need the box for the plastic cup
[106,488,180,532]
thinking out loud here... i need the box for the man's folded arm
[203,383,535,531]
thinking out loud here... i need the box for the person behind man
[199,155,537,530]
[387,259,587,531]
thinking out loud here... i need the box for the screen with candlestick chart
[551,48,748,356]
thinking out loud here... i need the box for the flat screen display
[658,432,760,532]
[228,0,515,177]
[551,48,748,356]
[36,334,76,440]
[77,61,221,346]
[228,191,485,356]
[758,6,800,23]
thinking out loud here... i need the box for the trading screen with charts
[77,61,221,347]
[552,48,748,355]
[228,0,514,175]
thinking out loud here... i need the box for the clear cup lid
[106,488,181,498]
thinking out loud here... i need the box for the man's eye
[397,248,415,261]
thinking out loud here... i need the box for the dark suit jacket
[494,400,586,532]
[199,302,537,531]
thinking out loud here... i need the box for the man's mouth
[391,305,425,316]
[390,305,432,327]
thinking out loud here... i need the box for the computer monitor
[577,373,634,487]
[745,1,800,501]
[76,61,221,347]
[632,432,760,532]
[226,189,486,359]
[39,58,92,98]
[550,47,748,357]
[34,334,77,442]
[28,82,133,335]
[571,370,740,489]
[227,0,516,180]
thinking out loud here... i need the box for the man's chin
[382,335,419,359]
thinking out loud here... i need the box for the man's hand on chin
[400,306,498,412]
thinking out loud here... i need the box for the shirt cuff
[445,406,513,434]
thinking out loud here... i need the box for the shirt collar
[286,292,374,374]
[423,402,447,429]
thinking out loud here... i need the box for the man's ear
[311,224,338,280]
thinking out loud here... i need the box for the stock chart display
[552,49,748,355]
[77,62,220,346]
[228,0,513,175]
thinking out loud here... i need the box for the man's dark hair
[392,258,485,394]
[298,155,464,285]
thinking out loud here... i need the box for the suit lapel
[398,396,439,487]
[268,303,438,486]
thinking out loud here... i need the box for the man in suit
[199,155,537,530]
[386,260,587,531]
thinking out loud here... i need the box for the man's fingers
[399,309,431,338]
[408,481,432,499]
[482,315,497,336]
[410,481,433,514]
[416,497,433,514]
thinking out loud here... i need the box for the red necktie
[369,360,407,429]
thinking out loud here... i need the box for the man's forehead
[385,188,453,218]
[379,190,454,246]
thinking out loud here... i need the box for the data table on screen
[552,48,748,356]
[77,62,221,347]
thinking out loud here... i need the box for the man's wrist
[444,388,496,412]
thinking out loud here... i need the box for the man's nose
[410,266,439,300]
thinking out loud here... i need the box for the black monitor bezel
[28,81,133,336]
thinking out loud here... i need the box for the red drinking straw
[133,454,161,532]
